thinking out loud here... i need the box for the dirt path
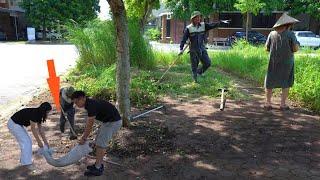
[0,78,319,179]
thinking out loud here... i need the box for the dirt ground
[0,79,319,180]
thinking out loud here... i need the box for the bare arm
[37,123,49,147]
[30,121,43,148]
[81,116,95,141]
[265,33,271,52]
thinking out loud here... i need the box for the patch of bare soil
[0,78,320,179]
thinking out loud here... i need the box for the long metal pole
[60,106,77,136]
[131,105,164,120]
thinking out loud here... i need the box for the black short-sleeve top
[10,108,43,126]
[84,98,121,123]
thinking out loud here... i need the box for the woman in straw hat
[264,13,300,111]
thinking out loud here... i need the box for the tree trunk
[107,0,131,127]
[42,17,47,40]
[246,12,249,41]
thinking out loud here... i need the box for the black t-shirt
[11,108,43,126]
[85,98,121,123]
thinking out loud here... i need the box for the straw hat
[273,13,300,28]
[190,11,201,20]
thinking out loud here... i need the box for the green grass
[67,19,156,71]
[67,23,320,113]
[67,47,248,109]
[212,40,320,113]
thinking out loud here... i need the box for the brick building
[158,11,318,44]
[0,0,26,40]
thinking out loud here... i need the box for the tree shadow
[105,96,320,179]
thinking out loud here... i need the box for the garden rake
[60,105,77,139]
[157,44,189,83]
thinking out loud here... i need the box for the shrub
[145,28,161,41]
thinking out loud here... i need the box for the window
[219,13,243,28]
[252,13,276,28]
[166,19,171,37]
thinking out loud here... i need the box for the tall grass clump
[211,40,268,83]
[67,20,116,69]
[67,19,156,71]
[66,19,158,107]
[212,40,320,113]
[291,55,320,111]
[128,20,155,69]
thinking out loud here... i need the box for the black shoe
[69,135,77,140]
[60,124,65,133]
[87,163,103,170]
[85,164,104,176]
[192,74,198,83]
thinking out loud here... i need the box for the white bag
[42,142,92,167]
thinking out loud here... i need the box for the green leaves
[165,0,237,20]
[125,0,160,31]
[234,0,265,15]
[284,0,320,20]
[20,0,100,31]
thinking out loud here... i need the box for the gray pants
[190,50,211,76]
[95,120,122,149]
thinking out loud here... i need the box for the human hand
[78,137,86,145]
[44,144,54,155]
[37,147,45,155]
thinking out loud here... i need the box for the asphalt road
[0,43,78,119]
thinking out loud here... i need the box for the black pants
[190,50,211,76]
[60,108,75,133]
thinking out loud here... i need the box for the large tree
[20,0,100,39]
[107,0,131,127]
[125,0,160,32]
[284,0,320,33]
[234,0,265,40]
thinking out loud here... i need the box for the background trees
[125,0,160,32]
[20,0,100,39]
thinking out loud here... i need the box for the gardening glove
[220,19,231,24]
[178,50,184,56]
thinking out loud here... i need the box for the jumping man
[179,11,229,83]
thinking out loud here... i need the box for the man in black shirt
[71,91,122,176]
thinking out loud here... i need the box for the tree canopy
[284,0,320,20]
[124,0,160,32]
[20,0,100,31]
[164,0,320,20]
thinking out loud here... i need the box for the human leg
[7,119,33,166]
